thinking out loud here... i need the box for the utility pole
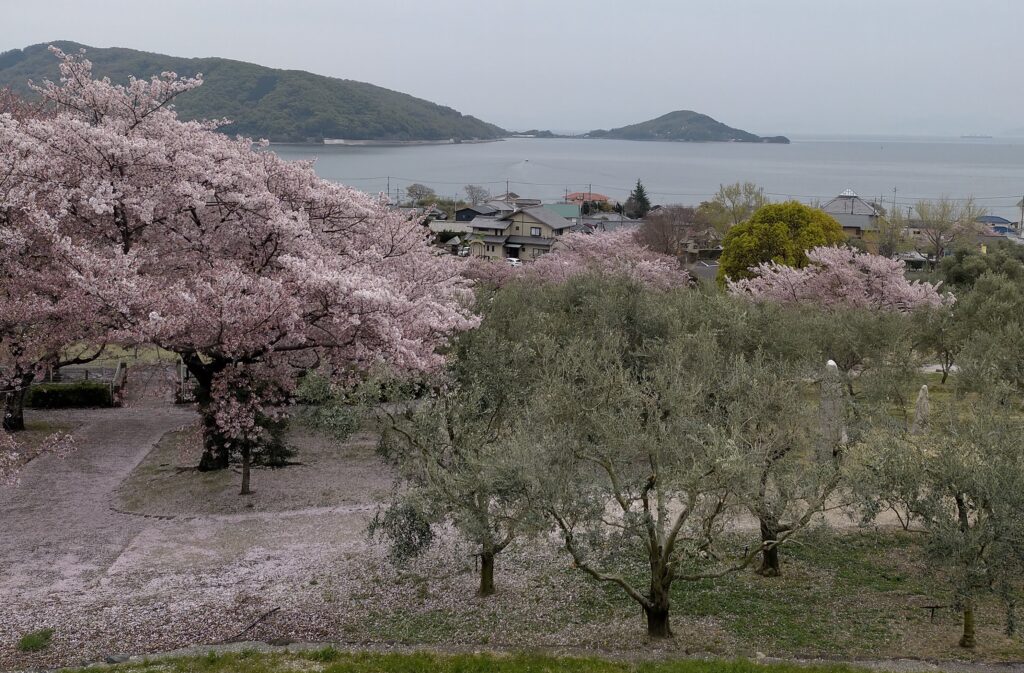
[1018,195,1024,233]
[386,176,390,202]
[892,187,897,216]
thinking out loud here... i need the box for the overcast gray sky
[3,0,1022,136]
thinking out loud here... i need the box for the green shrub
[26,382,113,408]
[17,627,54,652]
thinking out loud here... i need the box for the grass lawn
[50,649,910,673]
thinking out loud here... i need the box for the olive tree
[519,281,843,637]
[855,391,1024,648]
[372,289,541,596]
[916,272,1024,386]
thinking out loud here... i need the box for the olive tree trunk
[479,551,495,597]
[645,560,674,638]
[757,517,782,577]
[960,600,977,648]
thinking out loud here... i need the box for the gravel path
[0,366,195,605]
[0,366,387,670]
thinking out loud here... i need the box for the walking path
[0,366,382,669]
[0,366,194,603]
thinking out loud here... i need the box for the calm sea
[269,137,1024,221]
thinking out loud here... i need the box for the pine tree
[625,179,652,218]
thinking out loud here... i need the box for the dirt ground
[2,366,1022,671]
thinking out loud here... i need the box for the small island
[586,110,789,144]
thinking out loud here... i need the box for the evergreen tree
[625,179,652,218]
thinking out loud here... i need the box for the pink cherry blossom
[1,47,477,459]
[462,230,690,290]
[727,245,951,311]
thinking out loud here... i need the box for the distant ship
[961,134,994,139]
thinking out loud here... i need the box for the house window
[486,244,494,252]
[530,227,541,237]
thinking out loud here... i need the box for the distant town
[408,182,1022,279]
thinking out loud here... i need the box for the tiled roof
[471,218,511,231]
[506,235,555,247]
[566,191,610,202]
[545,203,581,219]
[821,189,879,217]
[976,215,1013,225]
[458,204,499,216]
[520,206,575,230]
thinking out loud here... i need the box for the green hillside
[588,110,789,143]
[0,42,505,143]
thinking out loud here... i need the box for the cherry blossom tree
[463,230,689,290]
[0,87,47,120]
[728,246,950,312]
[1,88,109,431]
[2,48,476,483]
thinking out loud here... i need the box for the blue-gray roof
[977,215,1013,225]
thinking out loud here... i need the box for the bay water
[270,136,1024,221]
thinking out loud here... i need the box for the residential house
[566,191,610,205]
[820,189,881,252]
[484,200,516,217]
[545,203,581,221]
[455,204,499,222]
[976,215,1016,235]
[578,211,644,233]
[428,220,472,236]
[467,206,575,260]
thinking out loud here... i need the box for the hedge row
[26,382,113,409]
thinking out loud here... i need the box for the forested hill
[589,110,789,143]
[0,42,506,143]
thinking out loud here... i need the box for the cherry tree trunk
[197,400,231,471]
[184,355,230,472]
[239,445,252,496]
[2,373,33,432]
[479,551,495,597]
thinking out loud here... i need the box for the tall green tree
[624,179,652,218]
[717,201,845,284]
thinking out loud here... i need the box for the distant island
[587,110,789,144]
[0,42,506,143]
[510,111,788,144]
